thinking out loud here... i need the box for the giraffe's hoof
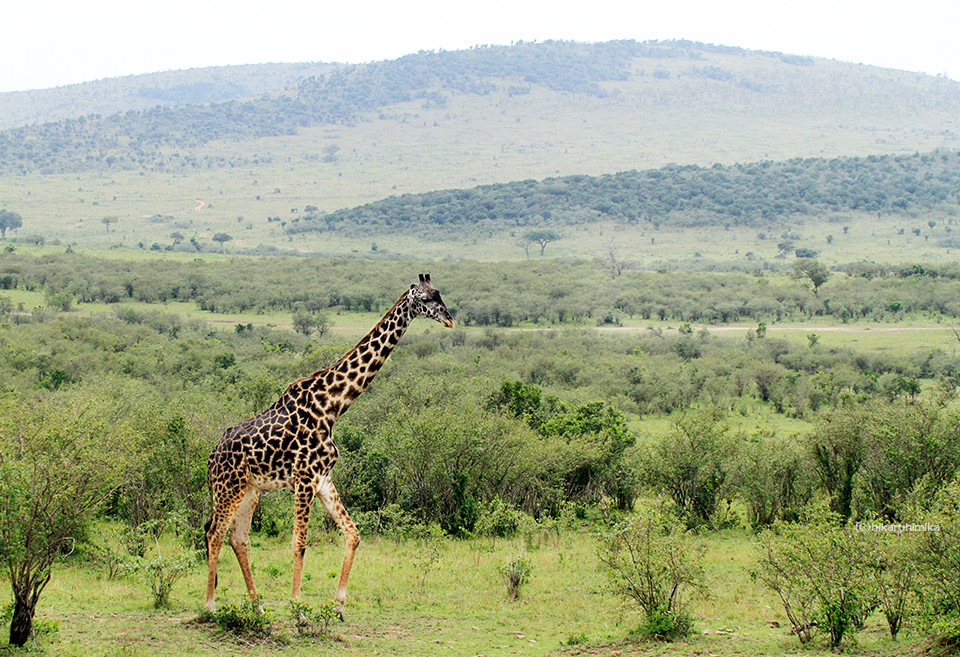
[334,603,345,622]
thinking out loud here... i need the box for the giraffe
[204,273,454,616]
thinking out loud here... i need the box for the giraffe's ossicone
[204,274,454,616]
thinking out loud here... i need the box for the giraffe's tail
[204,472,214,561]
[204,483,218,589]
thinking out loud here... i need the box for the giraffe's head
[408,273,454,328]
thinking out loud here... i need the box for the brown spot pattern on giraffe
[203,275,454,615]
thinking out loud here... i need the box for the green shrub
[208,596,272,638]
[913,475,960,647]
[132,548,200,608]
[753,507,875,647]
[476,498,523,538]
[289,599,339,636]
[642,407,733,528]
[499,553,534,599]
[728,430,811,527]
[634,608,694,641]
[598,500,705,639]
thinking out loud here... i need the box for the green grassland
[34,526,916,657]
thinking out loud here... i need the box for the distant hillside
[1,40,958,175]
[0,62,339,130]
[285,151,960,236]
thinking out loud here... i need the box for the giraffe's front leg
[317,475,360,620]
[291,480,316,601]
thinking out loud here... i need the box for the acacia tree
[794,257,830,297]
[0,392,139,647]
[100,216,118,233]
[523,229,560,256]
[212,233,233,253]
[0,209,22,238]
[292,309,330,336]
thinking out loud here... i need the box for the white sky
[2,0,958,93]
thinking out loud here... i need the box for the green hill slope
[2,40,958,175]
[2,40,959,260]
[0,62,339,131]
[286,152,960,237]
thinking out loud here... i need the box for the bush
[634,608,695,641]
[112,409,211,544]
[289,599,339,636]
[499,553,534,599]
[127,521,200,608]
[598,500,705,639]
[642,407,733,528]
[753,507,875,647]
[207,596,272,638]
[912,475,960,647]
[476,498,524,537]
[728,430,810,527]
[863,528,918,639]
[366,380,544,533]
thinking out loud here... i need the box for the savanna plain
[2,39,960,657]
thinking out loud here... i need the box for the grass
[25,525,925,656]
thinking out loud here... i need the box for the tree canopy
[284,152,960,237]
[0,209,22,238]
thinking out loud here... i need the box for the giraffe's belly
[250,474,290,492]
[247,455,295,491]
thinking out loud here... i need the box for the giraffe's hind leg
[316,475,360,620]
[290,479,316,601]
[205,482,245,613]
[229,486,261,603]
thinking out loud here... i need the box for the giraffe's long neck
[304,292,414,418]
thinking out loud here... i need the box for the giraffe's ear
[410,284,417,290]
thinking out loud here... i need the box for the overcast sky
[2,0,957,93]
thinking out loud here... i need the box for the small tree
[292,310,330,337]
[913,475,960,646]
[0,209,22,238]
[643,407,733,528]
[598,501,706,639]
[794,258,830,296]
[523,229,560,256]
[212,233,233,253]
[596,243,629,276]
[865,530,918,639]
[100,216,118,233]
[0,391,139,646]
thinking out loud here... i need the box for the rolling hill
[0,39,958,262]
[0,62,339,131]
